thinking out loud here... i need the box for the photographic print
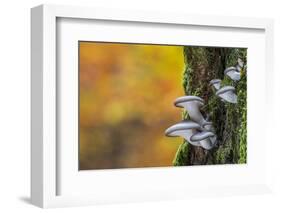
[79,41,247,170]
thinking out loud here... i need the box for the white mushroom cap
[224,67,236,75]
[190,131,215,141]
[210,79,222,90]
[202,121,213,131]
[201,121,217,146]
[165,121,202,146]
[216,86,237,104]
[236,64,242,72]
[168,96,219,149]
[174,96,204,107]
[165,121,200,137]
[190,131,215,150]
[216,86,235,95]
[224,67,241,81]
[237,58,244,71]
[174,96,205,125]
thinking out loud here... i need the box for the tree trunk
[173,47,247,166]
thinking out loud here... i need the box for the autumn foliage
[79,42,184,170]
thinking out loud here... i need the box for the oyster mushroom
[209,79,221,90]
[224,58,244,81]
[202,121,217,146]
[202,121,213,131]
[236,58,244,72]
[216,86,237,104]
[165,121,202,146]
[174,96,205,125]
[190,131,215,150]
[224,67,241,81]
[173,96,218,145]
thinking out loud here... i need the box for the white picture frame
[31,4,274,208]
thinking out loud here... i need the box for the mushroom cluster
[210,58,244,104]
[165,58,244,150]
[165,96,217,150]
[224,58,244,81]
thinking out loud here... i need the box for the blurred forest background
[79,42,184,170]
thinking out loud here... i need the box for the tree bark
[173,47,247,166]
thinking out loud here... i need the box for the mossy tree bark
[173,47,247,166]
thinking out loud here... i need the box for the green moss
[173,47,247,165]
[182,66,191,94]
[237,69,247,163]
[173,142,189,166]
[212,49,247,164]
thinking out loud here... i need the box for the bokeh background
[79,41,184,170]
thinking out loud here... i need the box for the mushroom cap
[165,120,201,137]
[224,66,241,81]
[236,64,242,72]
[209,79,221,85]
[174,96,204,108]
[216,86,237,104]
[190,131,215,142]
[202,121,213,129]
[215,86,235,96]
[200,139,214,150]
[226,69,241,81]
[210,79,222,90]
[224,67,237,75]
[237,58,244,68]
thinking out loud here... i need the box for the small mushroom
[224,67,241,81]
[165,121,202,146]
[209,79,222,90]
[236,58,244,72]
[216,86,237,104]
[190,131,215,150]
[174,96,205,125]
[202,121,213,131]
[224,58,245,81]
[202,121,217,146]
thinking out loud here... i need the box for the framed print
[31,4,274,208]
